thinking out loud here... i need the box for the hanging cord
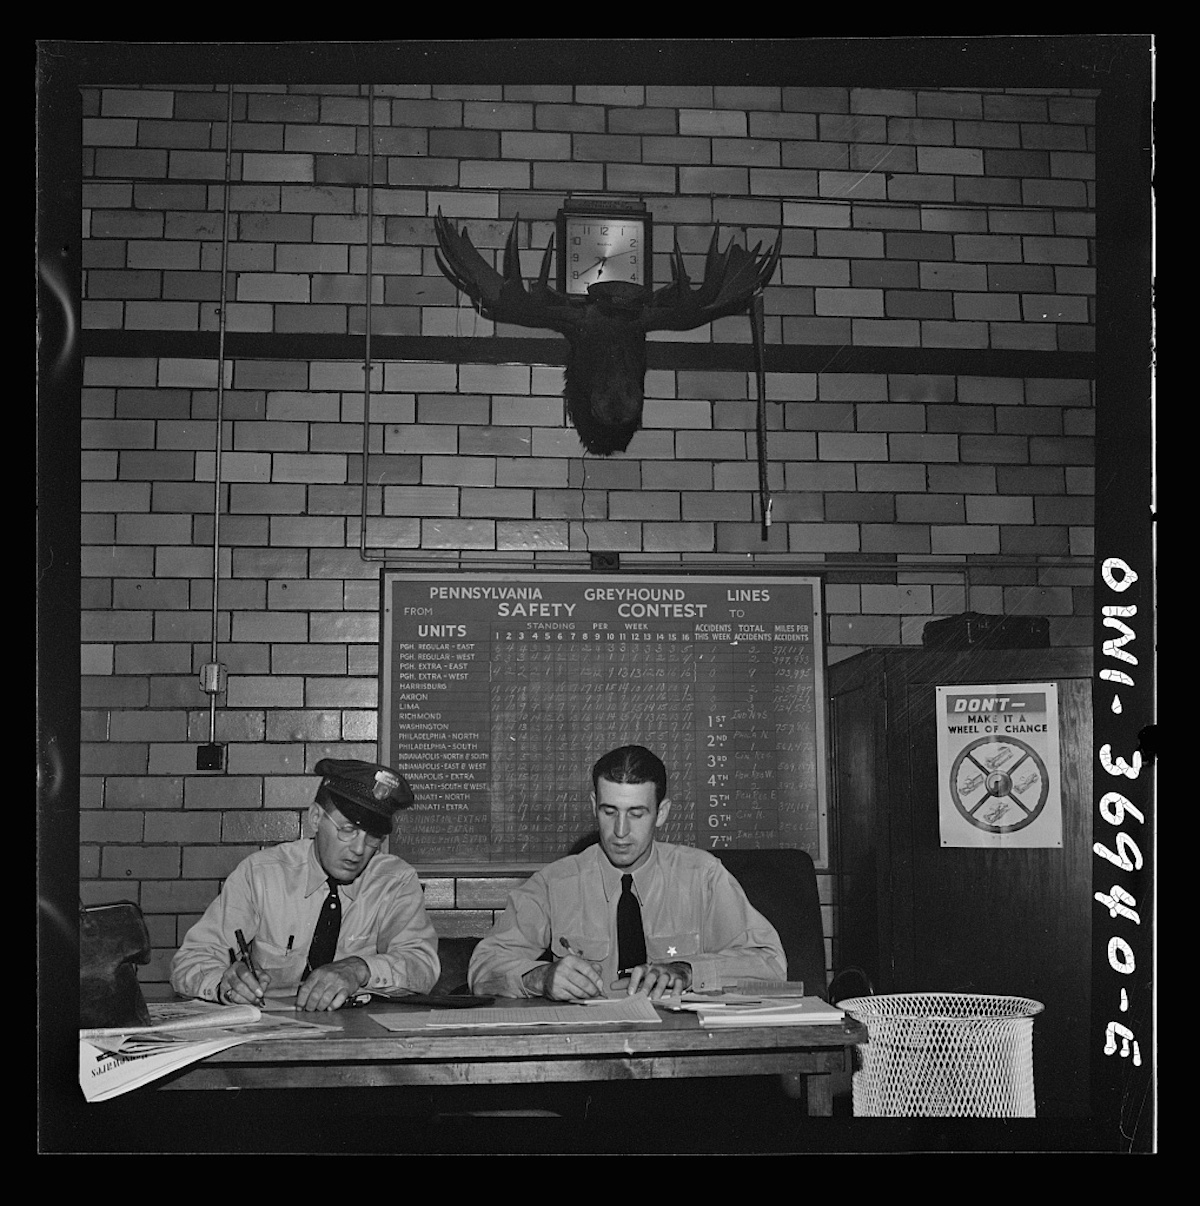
[202,83,236,742]
[359,83,376,560]
[749,290,771,541]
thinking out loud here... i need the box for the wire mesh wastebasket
[838,993,1044,1117]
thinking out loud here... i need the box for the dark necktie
[305,878,341,976]
[617,873,647,976]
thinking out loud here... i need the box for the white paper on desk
[166,1015,338,1042]
[697,997,846,1027]
[367,1010,435,1032]
[426,996,662,1028]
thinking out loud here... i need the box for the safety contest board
[379,574,828,870]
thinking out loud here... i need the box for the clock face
[562,215,648,294]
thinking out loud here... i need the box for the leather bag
[79,900,152,1029]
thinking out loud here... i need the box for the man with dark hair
[469,744,785,1000]
[170,758,439,1011]
[591,743,668,803]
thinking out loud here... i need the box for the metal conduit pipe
[197,83,236,771]
[345,556,1089,576]
[360,83,376,562]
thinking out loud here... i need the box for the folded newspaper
[81,998,262,1038]
[79,1000,336,1102]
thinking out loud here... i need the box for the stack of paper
[693,997,846,1027]
[728,980,809,997]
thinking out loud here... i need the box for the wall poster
[379,573,828,870]
[935,682,1063,849]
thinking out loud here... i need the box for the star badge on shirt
[667,946,677,957]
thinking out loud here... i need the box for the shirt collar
[303,838,364,901]
[593,841,659,903]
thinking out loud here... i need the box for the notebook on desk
[694,997,846,1027]
[726,979,809,997]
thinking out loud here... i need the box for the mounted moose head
[434,211,782,456]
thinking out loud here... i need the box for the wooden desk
[159,1000,867,1117]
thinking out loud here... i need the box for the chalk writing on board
[380,575,828,868]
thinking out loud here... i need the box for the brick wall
[78,82,1095,995]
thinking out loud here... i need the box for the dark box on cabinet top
[922,611,1050,651]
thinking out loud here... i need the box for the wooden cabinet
[828,647,1093,1117]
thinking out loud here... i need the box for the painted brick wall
[78,82,1095,995]
[83,84,1095,350]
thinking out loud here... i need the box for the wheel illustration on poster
[949,736,1050,834]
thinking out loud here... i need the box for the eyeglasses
[319,810,385,849]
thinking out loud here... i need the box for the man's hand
[523,955,605,1001]
[219,960,272,1005]
[295,957,368,1012]
[622,961,691,1000]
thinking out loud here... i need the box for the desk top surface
[207,998,867,1065]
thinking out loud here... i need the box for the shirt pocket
[647,931,701,962]
[248,934,309,987]
[561,933,611,963]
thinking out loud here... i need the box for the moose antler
[434,212,582,337]
[434,210,781,458]
[642,224,782,334]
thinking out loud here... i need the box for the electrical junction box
[196,743,225,772]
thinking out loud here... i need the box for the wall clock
[556,198,653,295]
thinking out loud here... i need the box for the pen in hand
[556,936,607,1000]
[234,928,264,997]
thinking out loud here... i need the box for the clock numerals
[558,209,652,293]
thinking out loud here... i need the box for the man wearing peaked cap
[171,758,439,1012]
[314,757,416,837]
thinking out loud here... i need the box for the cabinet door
[891,668,1093,1117]
[830,684,886,990]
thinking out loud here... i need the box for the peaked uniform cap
[314,758,415,838]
